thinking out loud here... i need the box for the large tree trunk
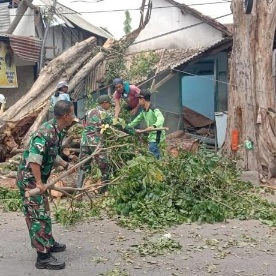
[0,37,97,160]
[0,1,152,161]
[1,36,97,123]
[22,102,50,148]
[222,0,276,174]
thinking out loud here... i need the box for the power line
[131,13,232,45]
[8,3,232,16]
[76,50,268,106]
[61,1,233,7]
[172,68,268,95]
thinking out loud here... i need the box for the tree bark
[222,0,276,173]
[21,102,50,148]
[167,138,199,154]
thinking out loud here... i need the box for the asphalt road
[1,211,276,276]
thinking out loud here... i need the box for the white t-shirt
[50,92,71,111]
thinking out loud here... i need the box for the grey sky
[58,0,233,38]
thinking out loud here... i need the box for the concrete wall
[150,72,183,133]
[0,65,35,108]
[128,0,224,53]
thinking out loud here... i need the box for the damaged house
[127,0,232,149]
[0,0,232,160]
[76,0,232,149]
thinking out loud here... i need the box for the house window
[181,60,215,120]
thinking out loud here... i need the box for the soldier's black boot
[35,252,65,270]
[50,242,66,253]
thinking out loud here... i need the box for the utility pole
[39,0,57,72]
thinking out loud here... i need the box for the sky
[58,0,233,39]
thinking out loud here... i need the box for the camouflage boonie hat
[97,95,111,104]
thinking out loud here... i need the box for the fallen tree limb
[25,144,129,197]
[9,148,24,155]
[0,37,97,160]
[73,176,121,200]
[107,127,169,142]
[260,184,276,190]
[137,127,169,133]
[55,186,88,193]
[49,185,91,198]
[49,186,74,199]
[0,171,17,179]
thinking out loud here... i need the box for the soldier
[76,95,113,189]
[76,95,134,189]
[16,100,76,270]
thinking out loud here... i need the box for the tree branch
[25,144,129,197]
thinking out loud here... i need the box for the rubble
[166,130,199,156]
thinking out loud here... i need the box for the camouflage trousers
[17,181,55,253]
[76,145,109,188]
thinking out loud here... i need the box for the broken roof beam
[152,72,175,90]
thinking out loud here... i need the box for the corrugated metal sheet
[7,35,42,62]
[61,8,113,39]
[0,3,10,33]
[35,0,113,39]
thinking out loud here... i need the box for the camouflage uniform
[77,106,114,188]
[16,118,66,253]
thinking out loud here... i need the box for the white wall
[128,0,224,53]
[10,8,35,36]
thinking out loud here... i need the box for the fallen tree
[0,0,152,161]
[0,36,97,161]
